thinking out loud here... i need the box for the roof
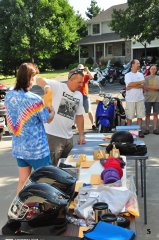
[87,3,128,23]
[78,32,123,45]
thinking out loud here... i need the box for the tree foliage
[0,0,82,74]
[110,0,159,47]
[85,0,101,19]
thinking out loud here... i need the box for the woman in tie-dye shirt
[5,63,54,193]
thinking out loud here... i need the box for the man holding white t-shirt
[125,59,145,138]
[36,69,85,165]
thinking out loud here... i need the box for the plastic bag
[74,184,132,218]
[125,176,140,217]
[43,88,52,108]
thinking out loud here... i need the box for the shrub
[85,57,94,65]
[67,63,79,70]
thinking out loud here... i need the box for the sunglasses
[68,69,84,79]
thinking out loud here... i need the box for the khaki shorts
[125,100,145,119]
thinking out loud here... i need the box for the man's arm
[127,80,144,89]
[144,85,159,91]
[36,76,48,89]
[84,67,94,80]
[36,76,52,94]
[75,114,86,144]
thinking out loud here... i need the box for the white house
[78,3,159,64]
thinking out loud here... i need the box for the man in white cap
[77,64,96,130]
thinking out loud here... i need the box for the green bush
[85,57,94,65]
[67,63,79,70]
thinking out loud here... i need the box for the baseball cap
[77,64,84,70]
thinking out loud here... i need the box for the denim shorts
[145,102,159,115]
[83,95,92,113]
[16,155,51,170]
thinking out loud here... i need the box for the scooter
[107,65,125,84]
[95,92,115,133]
[95,86,126,133]
[93,60,113,86]
[118,61,131,85]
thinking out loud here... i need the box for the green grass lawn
[0,69,68,86]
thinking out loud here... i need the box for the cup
[93,202,109,223]
[100,213,117,225]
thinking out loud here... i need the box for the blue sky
[68,0,127,18]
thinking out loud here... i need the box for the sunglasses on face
[68,69,84,79]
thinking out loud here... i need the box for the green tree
[50,12,87,69]
[85,0,101,19]
[0,0,79,74]
[110,0,159,61]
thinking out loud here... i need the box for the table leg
[140,160,143,198]
[135,160,138,195]
[143,160,147,225]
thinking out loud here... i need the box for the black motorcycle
[0,84,8,140]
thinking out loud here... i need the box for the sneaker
[72,125,76,129]
[139,130,145,138]
[92,125,97,130]
[144,129,150,135]
[153,129,159,135]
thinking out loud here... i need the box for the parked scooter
[93,60,113,86]
[118,62,131,85]
[120,88,126,99]
[0,84,8,140]
[107,65,124,84]
[95,85,126,133]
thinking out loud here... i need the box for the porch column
[94,44,96,63]
[78,45,81,63]
[131,40,133,59]
[104,43,105,58]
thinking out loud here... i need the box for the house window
[92,24,100,34]
[107,44,112,55]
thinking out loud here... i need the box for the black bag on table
[106,142,147,156]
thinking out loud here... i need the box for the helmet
[27,166,76,199]
[111,131,134,144]
[101,168,121,184]
[8,182,69,227]
[103,157,123,178]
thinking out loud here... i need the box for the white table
[69,133,148,224]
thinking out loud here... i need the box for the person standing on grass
[5,63,54,193]
[124,59,145,138]
[36,68,85,166]
[77,64,96,130]
[144,65,159,135]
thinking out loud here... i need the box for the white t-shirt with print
[125,71,145,102]
[44,79,84,139]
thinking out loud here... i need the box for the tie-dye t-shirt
[5,89,50,159]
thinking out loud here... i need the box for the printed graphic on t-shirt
[57,92,80,119]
